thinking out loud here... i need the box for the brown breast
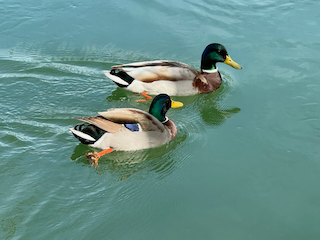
[193,71,222,93]
[163,119,177,140]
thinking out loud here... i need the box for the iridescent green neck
[203,65,217,71]
[149,94,171,122]
[150,109,166,122]
[149,103,166,122]
[201,57,217,71]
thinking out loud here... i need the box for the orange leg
[85,148,113,166]
[137,91,152,102]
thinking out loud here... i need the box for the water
[1,0,320,239]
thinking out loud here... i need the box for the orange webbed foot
[137,91,152,102]
[85,148,113,166]
[86,152,100,166]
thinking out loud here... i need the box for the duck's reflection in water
[70,132,187,180]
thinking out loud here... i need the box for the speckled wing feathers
[112,60,207,83]
[75,116,130,134]
[98,108,165,132]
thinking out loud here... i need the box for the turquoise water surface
[1,0,320,239]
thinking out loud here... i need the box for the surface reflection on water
[70,132,187,180]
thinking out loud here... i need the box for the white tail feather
[103,70,129,86]
[70,128,96,142]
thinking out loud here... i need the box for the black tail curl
[110,69,135,87]
[73,123,106,145]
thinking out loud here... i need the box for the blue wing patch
[123,123,140,132]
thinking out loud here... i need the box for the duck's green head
[201,43,242,71]
[149,94,183,122]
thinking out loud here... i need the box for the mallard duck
[70,94,183,165]
[104,43,242,98]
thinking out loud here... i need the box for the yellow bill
[171,100,183,108]
[224,55,242,69]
